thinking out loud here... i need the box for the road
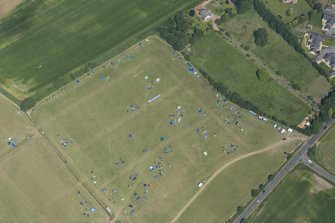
[302,154,335,185]
[234,118,335,223]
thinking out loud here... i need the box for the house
[306,33,324,55]
[316,46,335,70]
[322,6,335,35]
[199,9,213,21]
[329,71,335,78]
[283,0,297,4]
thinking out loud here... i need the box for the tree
[19,97,35,112]
[189,9,195,17]
[254,28,268,46]
[237,206,244,214]
[235,0,253,14]
[313,3,323,13]
[251,188,259,197]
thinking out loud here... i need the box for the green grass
[223,10,331,101]
[309,11,323,32]
[247,165,335,223]
[190,32,310,126]
[0,95,33,158]
[175,142,299,223]
[0,137,108,223]
[31,36,304,223]
[316,125,335,175]
[0,0,200,101]
[206,0,236,17]
[260,0,312,23]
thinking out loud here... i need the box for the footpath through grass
[0,0,199,101]
[247,165,335,223]
[190,32,310,126]
[223,10,331,102]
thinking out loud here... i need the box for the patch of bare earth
[0,0,22,20]
[311,174,333,193]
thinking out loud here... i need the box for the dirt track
[170,137,300,223]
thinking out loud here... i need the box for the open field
[175,140,301,223]
[0,0,22,20]
[32,37,304,223]
[260,0,311,23]
[0,137,108,223]
[0,95,34,158]
[190,32,310,126]
[316,125,335,174]
[247,165,335,223]
[0,0,200,101]
[223,10,331,101]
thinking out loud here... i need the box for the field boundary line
[24,113,114,222]
[170,138,299,223]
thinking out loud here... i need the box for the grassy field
[0,137,108,223]
[175,141,300,223]
[315,125,335,174]
[32,36,304,223]
[247,165,335,223]
[0,95,34,158]
[0,0,200,101]
[190,32,310,126]
[223,10,331,101]
[260,0,311,23]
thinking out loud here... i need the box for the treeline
[304,88,335,134]
[253,0,328,77]
[157,12,204,51]
[198,69,305,130]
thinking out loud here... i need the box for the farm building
[199,9,213,21]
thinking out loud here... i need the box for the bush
[256,69,270,81]
[251,188,259,197]
[20,97,36,111]
[189,9,195,17]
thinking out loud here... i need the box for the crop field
[31,37,304,223]
[0,137,108,223]
[0,0,200,101]
[222,10,331,101]
[247,165,335,223]
[175,140,300,223]
[190,32,310,126]
[316,125,335,174]
[0,95,33,158]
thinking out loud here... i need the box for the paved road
[234,118,335,223]
[302,155,335,185]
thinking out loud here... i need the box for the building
[199,9,213,21]
[316,46,335,70]
[306,33,324,55]
[283,0,298,4]
[322,6,335,35]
